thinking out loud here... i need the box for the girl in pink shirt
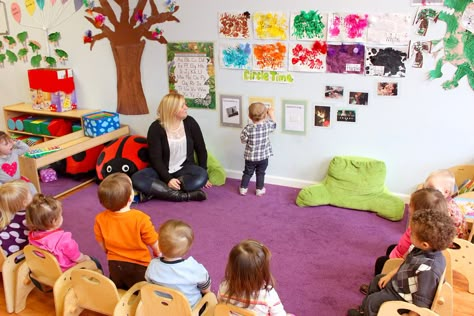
[26,194,100,272]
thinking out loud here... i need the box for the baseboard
[225,169,410,203]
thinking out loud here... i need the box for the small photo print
[377,82,398,96]
[337,109,356,122]
[226,105,239,117]
[314,105,331,127]
[324,85,344,100]
[349,91,369,105]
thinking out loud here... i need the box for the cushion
[296,156,405,221]
[195,152,226,186]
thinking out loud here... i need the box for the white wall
[1,0,473,195]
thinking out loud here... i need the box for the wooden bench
[19,126,130,197]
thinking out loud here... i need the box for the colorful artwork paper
[289,41,327,72]
[367,13,411,45]
[253,11,288,40]
[327,13,369,42]
[365,46,409,77]
[219,42,252,70]
[326,43,365,74]
[218,11,251,39]
[290,10,327,41]
[252,42,287,71]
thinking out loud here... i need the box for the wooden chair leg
[2,251,31,313]
[13,261,35,313]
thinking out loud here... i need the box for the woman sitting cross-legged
[132,92,211,202]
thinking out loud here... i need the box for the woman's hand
[204,180,212,188]
[168,178,181,190]
[378,274,391,289]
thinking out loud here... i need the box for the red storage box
[28,68,78,112]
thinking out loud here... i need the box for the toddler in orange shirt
[94,173,159,290]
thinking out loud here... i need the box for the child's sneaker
[256,188,266,196]
[239,187,248,195]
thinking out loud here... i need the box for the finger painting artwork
[289,41,327,72]
[220,42,252,69]
[290,10,327,41]
[327,12,369,42]
[365,46,409,77]
[218,11,251,39]
[326,43,365,74]
[367,13,411,45]
[252,42,287,71]
[253,11,288,40]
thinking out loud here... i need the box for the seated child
[423,169,468,239]
[0,131,37,195]
[348,208,457,316]
[217,239,294,316]
[26,194,100,272]
[359,188,447,295]
[145,219,211,308]
[94,172,159,290]
[0,180,32,256]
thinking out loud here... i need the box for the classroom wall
[1,0,473,196]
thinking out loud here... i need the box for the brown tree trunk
[111,41,149,115]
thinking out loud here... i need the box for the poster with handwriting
[167,42,216,109]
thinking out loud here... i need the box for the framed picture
[314,105,331,128]
[282,99,306,134]
[220,94,243,128]
[0,1,9,35]
[376,81,399,96]
[248,96,275,109]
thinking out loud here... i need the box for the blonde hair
[98,173,133,212]
[157,93,185,130]
[248,102,267,122]
[424,169,456,197]
[0,131,12,145]
[26,194,62,231]
[159,219,193,258]
[0,181,30,230]
[223,239,275,307]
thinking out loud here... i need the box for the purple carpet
[56,177,407,315]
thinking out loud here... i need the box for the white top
[167,121,187,173]
[217,281,288,316]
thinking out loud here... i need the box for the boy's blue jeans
[241,159,268,190]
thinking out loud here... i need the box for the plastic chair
[12,245,100,315]
[58,269,142,316]
[448,237,474,293]
[214,303,257,316]
[113,283,217,316]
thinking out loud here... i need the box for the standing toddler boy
[239,102,276,196]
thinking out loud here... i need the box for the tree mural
[83,0,180,115]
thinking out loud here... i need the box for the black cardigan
[147,116,207,183]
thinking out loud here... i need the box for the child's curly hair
[410,208,456,251]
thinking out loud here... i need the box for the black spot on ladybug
[72,152,86,162]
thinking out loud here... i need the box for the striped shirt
[241,120,276,161]
[217,282,287,316]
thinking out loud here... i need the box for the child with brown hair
[217,239,294,316]
[348,208,457,316]
[26,193,100,272]
[95,172,159,290]
[359,188,447,295]
[0,131,36,194]
[0,180,32,256]
[145,219,211,308]
[239,102,276,196]
[423,169,468,239]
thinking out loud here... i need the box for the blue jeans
[240,159,268,190]
[132,164,208,193]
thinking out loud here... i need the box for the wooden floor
[0,271,472,315]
